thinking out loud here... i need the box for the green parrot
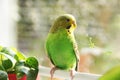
[99,65,120,80]
[45,14,80,80]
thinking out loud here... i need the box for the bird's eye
[66,19,70,22]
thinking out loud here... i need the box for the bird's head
[50,14,77,33]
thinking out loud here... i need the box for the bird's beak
[71,21,77,27]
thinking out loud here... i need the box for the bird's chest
[51,33,73,53]
[47,32,76,69]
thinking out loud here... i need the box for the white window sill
[39,66,101,80]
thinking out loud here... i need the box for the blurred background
[0,0,120,79]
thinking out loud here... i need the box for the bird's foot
[70,70,75,80]
[50,67,57,80]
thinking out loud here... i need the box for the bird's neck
[58,29,75,40]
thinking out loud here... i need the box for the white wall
[0,0,18,47]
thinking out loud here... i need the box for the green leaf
[0,65,5,71]
[11,48,26,61]
[1,47,16,57]
[15,61,25,67]
[0,52,16,71]
[27,68,39,80]
[99,65,120,80]
[0,70,8,80]
[16,66,30,75]
[16,66,30,79]
[2,59,13,70]
[25,57,39,69]
[0,47,26,61]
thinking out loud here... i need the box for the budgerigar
[46,14,80,80]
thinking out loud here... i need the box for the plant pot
[8,73,40,80]
[8,74,26,80]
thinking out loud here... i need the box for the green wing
[73,43,80,71]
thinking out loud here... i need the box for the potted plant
[0,46,39,80]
